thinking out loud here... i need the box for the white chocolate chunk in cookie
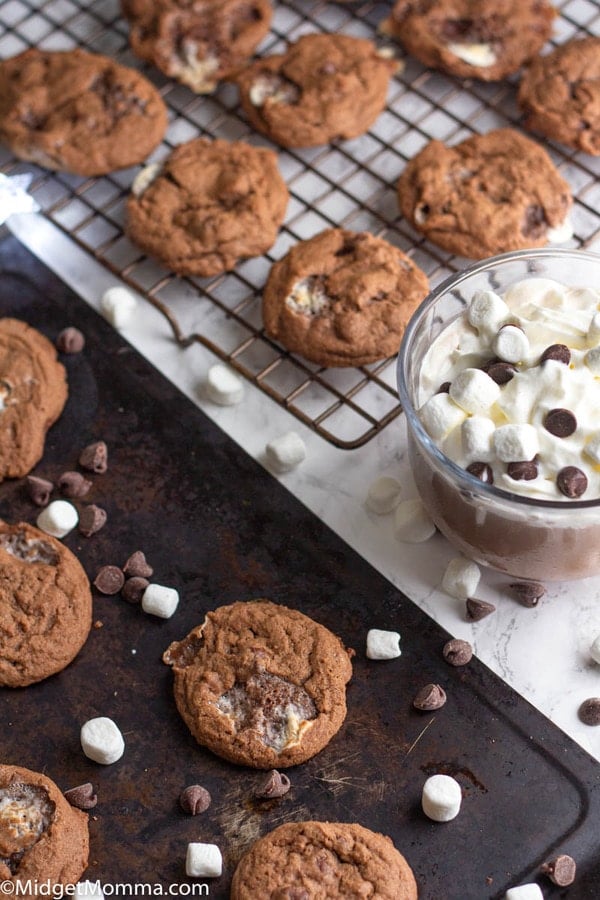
[447,42,497,67]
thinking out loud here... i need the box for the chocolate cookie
[0,764,88,885]
[0,49,168,177]
[122,0,272,93]
[518,37,600,156]
[0,521,92,687]
[163,600,353,768]
[234,33,399,148]
[126,138,288,277]
[230,821,418,899]
[382,0,555,81]
[263,228,429,367]
[397,128,573,259]
[0,319,67,480]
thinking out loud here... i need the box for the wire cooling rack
[1,0,600,448]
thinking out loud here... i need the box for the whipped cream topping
[418,277,600,500]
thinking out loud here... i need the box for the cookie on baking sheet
[263,228,429,367]
[0,521,92,687]
[0,49,168,177]
[0,318,67,481]
[163,600,353,768]
[234,33,399,148]
[122,0,272,94]
[230,821,418,899]
[397,128,573,259]
[518,37,600,156]
[382,0,555,81]
[0,764,88,885]
[126,138,289,277]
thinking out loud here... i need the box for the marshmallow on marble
[504,886,544,900]
[265,431,306,473]
[584,435,600,465]
[37,500,78,538]
[493,325,529,364]
[366,476,402,514]
[366,629,401,660]
[461,416,495,462]
[81,717,125,765]
[186,842,223,878]
[590,634,600,665]
[587,312,600,347]
[584,347,600,375]
[100,287,137,329]
[493,424,539,463]
[142,583,180,619]
[467,290,510,336]
[442,556,481,599]
[205,364,244,406]
[394,498,436,543]
[75,883,104,900]
[419,393,466,441]
[449,369,500,415]
[421,774,462,822]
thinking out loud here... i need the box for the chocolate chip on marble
[79,441,108,473]
[413,683,447,711]
[255,769,291,800]
[122,576,149,604]
[58,471,92,498]
[509,581,546,608]
[123,551,153,578]
[466,462,494,484]
[442,638,473,666]
[541,854,576,887]
[544,408,577,438]
[578,697,600,726]
[56,327,85,354]
[466,597,496,621]
[93,565,124,595]
[79,504,107,537]
[485,362,517,385]
[437,381,451,394]
[179,785,211,815]
[26,475,53,507]
[540,343,571,366]
[64,782,97,810]
[557,466,588,498]
[507,459,538,481]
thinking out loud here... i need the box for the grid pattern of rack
[1,0,600,448]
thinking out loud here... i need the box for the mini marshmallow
[205,364,244,406]
[447,41,496,67]
[394,498,436,543]
[442,556,481,599]
[493,424,539,463]
[449,369,500,415]
[366,476,402,514]
[461,416,495,462]
[421,774,462,822]
[265,431,307,473]
[584,435,600,465]
[142,583,180,619]
[590,634,600,664]
[504,886,544,900]
[419,393,466,441]
[587,311,600,347]
[493,325,530,364]
[100,287,137,329]
[37,500,78,538]
[80,717,125,765]
[467,290,509,335]
[584,346,600,375]
[546,216,574,244]
[75,883,104,900]
[366,629,401,660]
[186,842,223,878]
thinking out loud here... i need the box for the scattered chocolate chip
[93,565,125,595]
[79,504,107,537]
[179,785,211,815]
[442,638,473,666]
[255,769,291,800]
[507,459,538,481]
[122,576,149,604]
[557,466,588,498]
[56,327,85,354]
[509,581,546,608]
[466,462,494,484]
[123,550,153,578]
[485,362,517,385]
[466,597,496,621]
[437,381,451,394]
[26,475,53,507]
[578,697,600,726]
[544,408,577,438]
[541,854,576,887]
[64,783,97,810]
[540,343,571,366]
[413,683,447,711]
[58,471,92,498]
[79,441,108,473]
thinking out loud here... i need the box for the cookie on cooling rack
[0,48,168,176]
[262,228,429,367]
[397,128,573,259]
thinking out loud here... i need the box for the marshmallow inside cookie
[0,784,55,871]
[0,531,58,565]
[285,276,331,316]
[249,74,299,106]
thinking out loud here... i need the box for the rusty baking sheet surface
[1,235,600,899]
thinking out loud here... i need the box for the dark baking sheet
[1,233,600,899]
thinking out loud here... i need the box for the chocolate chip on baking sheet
[466,462,494,484]
[56,327,85,354]
[507,459,538,481]
[179,785,211,815]
[509,581,546,607]
[26,475,53,507]
[123,550,153,578]
[64,782,97,810]
[578,697,600,726]
[443,638,473,666]
[544,408,577,438]
[541,854,576,887]
[413,683,447,711]
[93,565,125,595]
[557,466,588,498]
[540,343,571,365]
[466,597,496,621]
[255,769,291,800]
[122,576,149,604]
[79,440,108,473]
[79,504,107,537]
[58,471,92,498]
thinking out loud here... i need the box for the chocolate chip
[255,769,291,800]
[578,697,600,726]
[64,783,97,810]
[79,441,108,473]
[540,343,570,366]
[544,408,577,438]
[93,565,124,595]
[466,597,496,621]
[413,683,447,710]
[485,362,517,385]
[79,504,107,537]
[26,475,53,507]
[58,471,92,498]
[541,854,576,887]
[443,638,473,666]
[179,785,211,815]
[437,381,451,394]
[522,203,546,238]
[123,551,153,578]
[557,466,588,498]
[509,581,546,608]
[507,459,538,481]
[56,327,85,354]
[122,576,149,604]
[466,462,493,484]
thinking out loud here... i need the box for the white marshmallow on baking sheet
[205,364,244,406]
[587,312,600,347]
[493,325,530,364]
[366,476,402,514]
[101,286,137,329]
[142,583,180,619]
[81,717,125,765]
[422,774,462,822]
[590,634,600,665]
[449,368,500,415]
[467,290,509,336]
[461,416,495,462]
[419,393,466,441]
[394,498,436,543]
[265,431,307,473]
[493,424,539,463]
[186,842,223,878]
[442,556,481,599]
[75,883,104,900]
[504,885,544,900]
[583,434,600,465]
[584,346,600,375]
[366,629,401,660]
[36,500,78,538]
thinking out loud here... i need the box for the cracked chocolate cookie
[0,764,88,886]
[0,521,92,687]
[518,37,600,156]
[163,600,353,768]
[382,0,555,81]
[0,319,67,481]
[263,228,429,367]
[122,0,272,93]
[397,128,573,259]
[231,821,418,899]
[234,33,399,148]
[0,49,168,176]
